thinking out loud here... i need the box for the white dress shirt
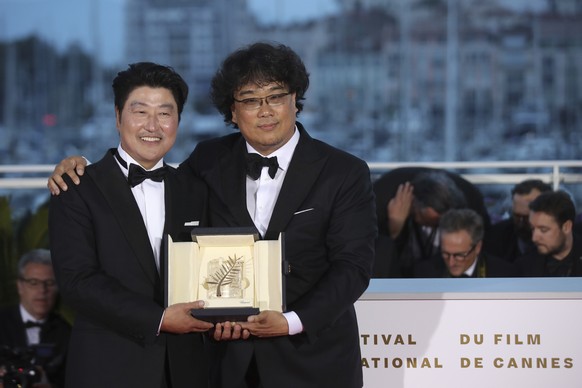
[115,146,165,272]
[20,305,44,345]
[245,128,303,335]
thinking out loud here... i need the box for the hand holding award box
[165,227,286,323]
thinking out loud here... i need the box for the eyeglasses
[233,92,291,111]
[19,277,57,289]
[441,244,477,262]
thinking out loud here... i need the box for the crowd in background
[372,167,582,279]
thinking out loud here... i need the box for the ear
[562,220,573,234]
[291,93,299,115]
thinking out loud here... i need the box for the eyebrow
[128,101,175,110]
[237,85,285,97]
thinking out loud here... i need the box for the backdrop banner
[356,296,581,388]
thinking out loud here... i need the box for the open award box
[165,227,286,323]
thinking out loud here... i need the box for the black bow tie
[24,321,44,329]
[245,153,279,180]
[115,150,168,187]
[127,164,168,187]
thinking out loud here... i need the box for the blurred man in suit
[516,191,582,276]
[483,179,552,262]
[373,167,490,277]
[414,209,516,278]
[0,249,71,387]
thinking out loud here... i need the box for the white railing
[367,160,582,190]
[2,160,582,190]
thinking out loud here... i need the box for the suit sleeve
[290,158,377,341]
[49,175,164,345]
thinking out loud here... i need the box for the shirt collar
[19,304,45,324]
[245,125,300,173]
[464,256,479,277]
[116,144,164,174]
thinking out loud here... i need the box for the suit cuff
[283,311,303,335]
[157,309,166,336]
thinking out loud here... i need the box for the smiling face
[116,86,179,169]
[231,82,298,155]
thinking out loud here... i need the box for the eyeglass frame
[441,243,478,262]
[233,92,292,111]
[18,277,57,289]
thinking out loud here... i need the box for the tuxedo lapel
[219,138,255,226]
[265,127,327,240]
[89,150,159,285]
[10,306,28,347]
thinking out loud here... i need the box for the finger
[66,169,81,185]
[47,179,62,196]
[189,300,205,310]
[213,323,223,341]
[220,322,233,340]
[229,324,242,340]
[50,174,68,194]
[75,164,86,177]
[192,321,214,332]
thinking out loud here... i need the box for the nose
[145,115,159,130]
[531,229,541,243]
[257,102,274,117]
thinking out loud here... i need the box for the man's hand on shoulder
[47,155,88,195]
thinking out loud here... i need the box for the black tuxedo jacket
[0,305,71,387]
[515,234,582,277]
[482,218,536,262]
[181,123,377,388]
[49,149,209,388]
[413,251,518,278]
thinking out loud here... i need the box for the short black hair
[511,179,552,196]
[529,190,576,226]
[112,62,188,121]
[211,41,310,127]
[412,171,467,214]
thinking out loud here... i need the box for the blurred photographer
[0,249,71,387]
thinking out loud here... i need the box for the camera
[0,345,49,388]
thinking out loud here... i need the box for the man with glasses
[0,249,71,387]
[414,209,517,278]
[47,42,376,388]
[483,179,552,262]
[182,41,376,388]
[372,168,492,278]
